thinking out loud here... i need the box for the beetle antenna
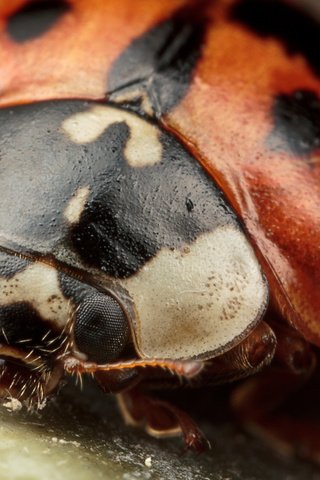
[61,356,204,379]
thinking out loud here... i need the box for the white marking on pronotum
[61,105,162,167]
[121,225,268,361]
[64,186,90,224]
[0,263,73,328]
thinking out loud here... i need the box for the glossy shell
[0,0,319,350]
[0,100,267,360]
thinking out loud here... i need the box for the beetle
[0,0,319,459]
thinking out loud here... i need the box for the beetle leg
[231,321,317,462]
[61,355,209,450]
[195,321,277,386]
[61,322,276,451]
[117,388,209,452]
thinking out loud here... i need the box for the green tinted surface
[0,380,318,480]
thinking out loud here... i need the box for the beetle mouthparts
[61,355,204,379]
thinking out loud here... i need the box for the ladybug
[0,0,319,459]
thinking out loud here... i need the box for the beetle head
[0,100,269,404]
[0,251,140,404]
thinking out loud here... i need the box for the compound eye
[74,293,130,363]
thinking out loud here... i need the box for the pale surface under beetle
[0,379,318,480]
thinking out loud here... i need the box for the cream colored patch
[121,226,268,361]
[0,263,72,329]
[64,186,90,224]
[110,88,154,117]
[61,105,162,167]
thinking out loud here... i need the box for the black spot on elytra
[108,2,208,116]
[0,251,30,278]
[230,0,320,77]
[0,100,239,279]
[269,90,320,156]
[7,0,70,43]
